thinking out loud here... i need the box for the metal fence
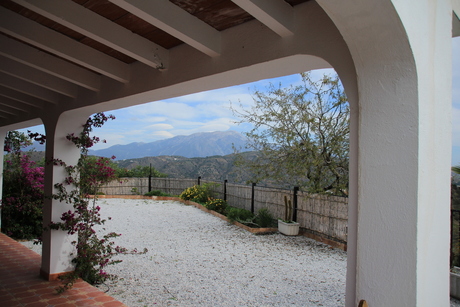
[99,177,348,245]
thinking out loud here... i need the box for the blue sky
[22,37,460,165]
[452,37,460,166]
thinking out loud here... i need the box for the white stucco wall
[395,1,453,306]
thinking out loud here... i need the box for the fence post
[148,163,152,193]
[293,186,299,222]
[251,183,256,213]
[452,209,454,266]
[224,179,228,201]
[458,211,460,267]
[197,176,201,185]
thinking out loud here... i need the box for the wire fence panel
[296,192,348,242]
[151,178,197,196]
[100,178,149,195]
[202,180,225,200]
[225,183,253,211]
[254,187,292,219]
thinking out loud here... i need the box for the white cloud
[128,101,197,119]
[150,131,175,138]
[123,129,146,136]
[142,116,168,123]
[146,123,174,130]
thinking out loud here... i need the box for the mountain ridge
[89,130,248,160]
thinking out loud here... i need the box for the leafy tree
[453,165,460,187]
[453,164,460,210]
[454,165,460,179]
[232,72,349,196]
[451,165,460,266]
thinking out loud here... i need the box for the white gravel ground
[20,198,458,306]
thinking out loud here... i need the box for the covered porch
[0,1,459,306]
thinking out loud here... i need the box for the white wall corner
[453,0,460,37]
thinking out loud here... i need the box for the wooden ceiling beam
[0,96,38,113]
[0,56,79,98]
[0,100,26,116]
[0,6,130,83]
[232,0,294,37]
[0,72,63,104]
[13,0,168,70]
[0,35,101,92]
[0,85,47,109]
[110,0,221,57]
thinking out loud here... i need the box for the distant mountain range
[89,130,249,160]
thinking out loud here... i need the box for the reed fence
[99,177,348,246]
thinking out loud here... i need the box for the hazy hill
[114,151,258,183]
[89,131,248,160]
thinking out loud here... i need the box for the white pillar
[40,110,90,280]
[317,0,453,306]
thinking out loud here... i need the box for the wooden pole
[251,182,256,213]
[293,186,299,222]
[148,163,152,192]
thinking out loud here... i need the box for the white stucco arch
[317,0,453,305]
[39,109,92,279]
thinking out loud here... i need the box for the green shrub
[204,198,227,215]
[226,207,255,224]
[254,208,275,228]
[179,184,213,203]
[144,190,171,197]
[2,153,44,240]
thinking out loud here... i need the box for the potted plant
[278,195,300,236]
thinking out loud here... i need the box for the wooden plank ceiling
[0,0,310,126]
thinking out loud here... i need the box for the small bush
[179,184,213,203]
[254,208,275,228]
[144,190,171,197]
[2,154,44,240]
[226,207,255,224]
[204,198,227,215]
